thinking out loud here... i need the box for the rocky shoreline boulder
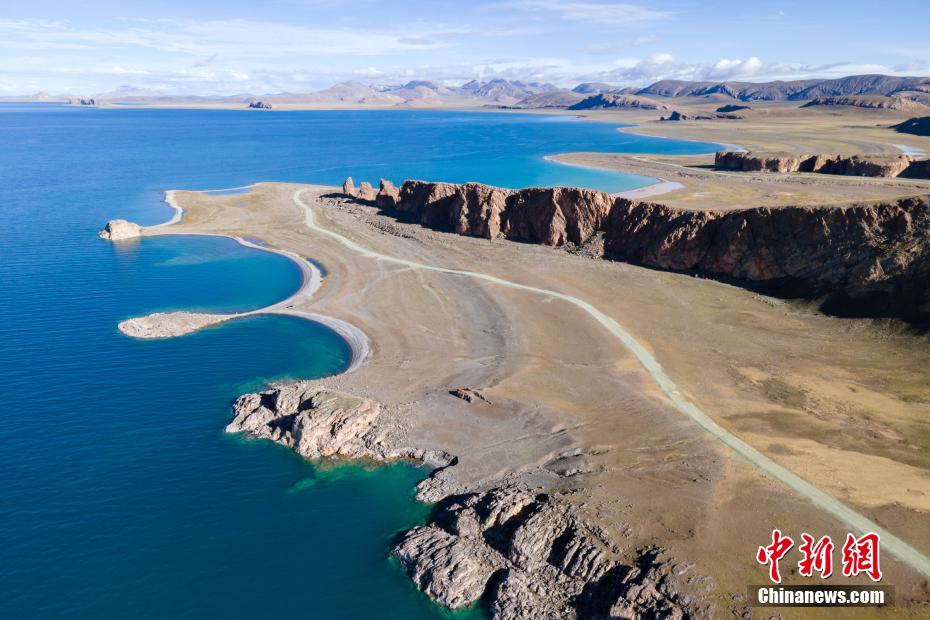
[98,219,142,241]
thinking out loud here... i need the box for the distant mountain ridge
[13,74,930,109]
[635,74,930,101]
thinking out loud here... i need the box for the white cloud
[707,57,764,80]
[581,35,657,55]
[512,0,671,24]
[584,54,930,86]
[0,17,450,58]
[2,14,929,96]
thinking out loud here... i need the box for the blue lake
[0,104,717,618]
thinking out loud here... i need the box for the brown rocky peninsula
[379,179,930,323]
[142,181,930,619]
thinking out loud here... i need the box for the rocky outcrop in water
[247,100,273,109]
[392,486,691,619]
[98,219,141,240]
[382,180,930,322]
[227,383,454,470]
[715,150,929,178]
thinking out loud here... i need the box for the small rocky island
[98,219,141,240]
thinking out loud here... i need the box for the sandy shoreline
[614,180,685,199]
[107,179,930,616]
[119,190,371,373]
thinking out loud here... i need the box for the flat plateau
[145,174,930,617]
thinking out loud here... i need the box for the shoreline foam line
[295,186,930,579]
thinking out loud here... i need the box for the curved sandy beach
[118,188,371,373]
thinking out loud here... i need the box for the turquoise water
[0,104,717,618]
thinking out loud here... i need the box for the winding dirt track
[295,187,930,580]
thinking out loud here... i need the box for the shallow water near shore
[0,104,718,618]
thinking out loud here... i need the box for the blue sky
[2,0,928,95]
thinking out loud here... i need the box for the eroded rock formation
[380,180,930,321]
[715,150,929,178]
[392,486,690,619]
[568,93,668,111]
[659,111,742,121]
[342,177,357,196]
[98,219,142,240]
[227,383,704,618]
[357,181,376,201]
[393,181,614,246]
[227,383,454,469]
[800,95,926,111]
[376,179,400,209]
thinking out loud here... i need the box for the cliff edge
[376,180,930,322]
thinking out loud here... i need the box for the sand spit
[118,311,229,337]
[102,192,370,373]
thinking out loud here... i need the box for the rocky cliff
[390,181,614,246]
[568,93,668,111]
[227,384,454,471]
[379,181,930,322]
[392,486,691,618]
[800,95,927,111]
[227,383,699,618]
[714,150,929,178]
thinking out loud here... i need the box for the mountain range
[6,74,930,110]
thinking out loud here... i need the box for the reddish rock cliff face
[383,181,930,322]
[602,197,930,315]
[715,151,928,178]
[394,181,613,245]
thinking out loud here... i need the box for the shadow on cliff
[340,188,930,332]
